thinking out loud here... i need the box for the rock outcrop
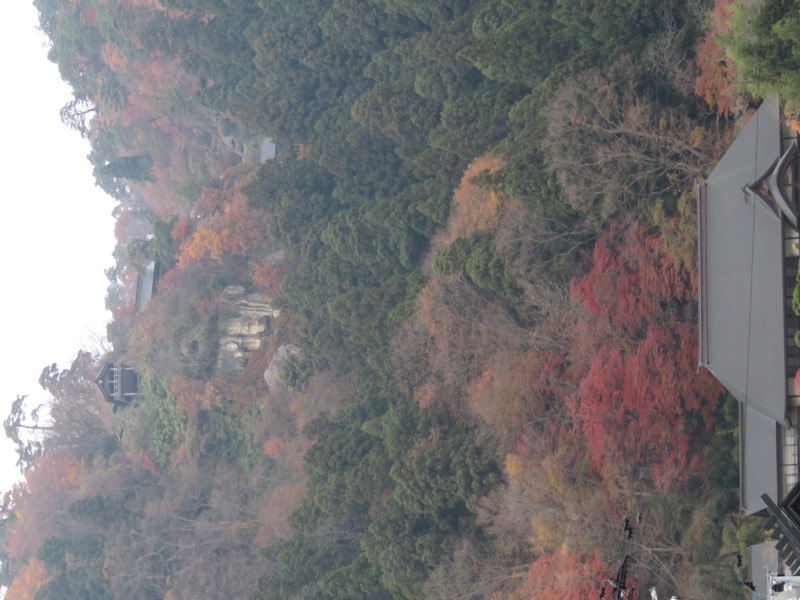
[263,345,302,393]
[215,286,280,373]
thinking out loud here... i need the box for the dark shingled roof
[698,97,788,514]
[742,407,780,513]
[135,261,157,313]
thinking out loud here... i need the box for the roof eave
[697,180,709,368]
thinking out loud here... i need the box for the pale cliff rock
[215,286,279,373]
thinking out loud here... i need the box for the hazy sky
[0,3,116,491]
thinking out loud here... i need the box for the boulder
[264,345,302,393]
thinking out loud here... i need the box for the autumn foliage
[569,223,693,330]
[176,180,272,270]
[565,220,723,491]
[401,164,725,597]
[522,549,610,600]
[444,153,504,242]
[694,0,742,117]
[13,0,747,596]
[567,320,720,491]
[5,455,85,560]
[4,557,49,600]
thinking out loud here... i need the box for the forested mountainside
[5,0,799,597]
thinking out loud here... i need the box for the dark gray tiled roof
[698,97,787,514]
[749,541,779,598]
[135,261,156,313]
[742,406,780,513]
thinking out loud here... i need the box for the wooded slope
[0,0,768,597]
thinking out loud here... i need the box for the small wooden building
[95,361,140,409]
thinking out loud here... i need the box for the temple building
[95,361,140,410]
[697,96,800,514]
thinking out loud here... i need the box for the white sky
[0,4,115,491]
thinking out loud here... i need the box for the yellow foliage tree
[178,226,233,267]
[424,153,505,271]
[176,181,272,271]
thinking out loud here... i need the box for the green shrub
[793,284,800,316]
[696,523,723,565]
[723,0,800,101]
[434,233,520,298]
[705,431,739,488]
[121,377,187,470]
[282,353,314,392]
[737,520,765,556]
[200,407,257,468]
[704,490,736,520]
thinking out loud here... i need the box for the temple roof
[94,361,138,408]
[697,97,790,514]
[134,261,157,313]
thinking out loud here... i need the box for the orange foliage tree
[100,42,128,73]
[5,455,85,560]
[5,557,49,600]
[424,153,505,273]
[170,216,192,243]
[176,181,272,270]
[249,260,286,297]
[395,274,529,416]
[169,373,262,418]
[521,549,609,600]
[444,153,504,242]
[466,350,567,447]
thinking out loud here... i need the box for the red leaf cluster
[566,223,723,491]
[523,549,609,600]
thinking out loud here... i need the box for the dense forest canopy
[2,0,794,597]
